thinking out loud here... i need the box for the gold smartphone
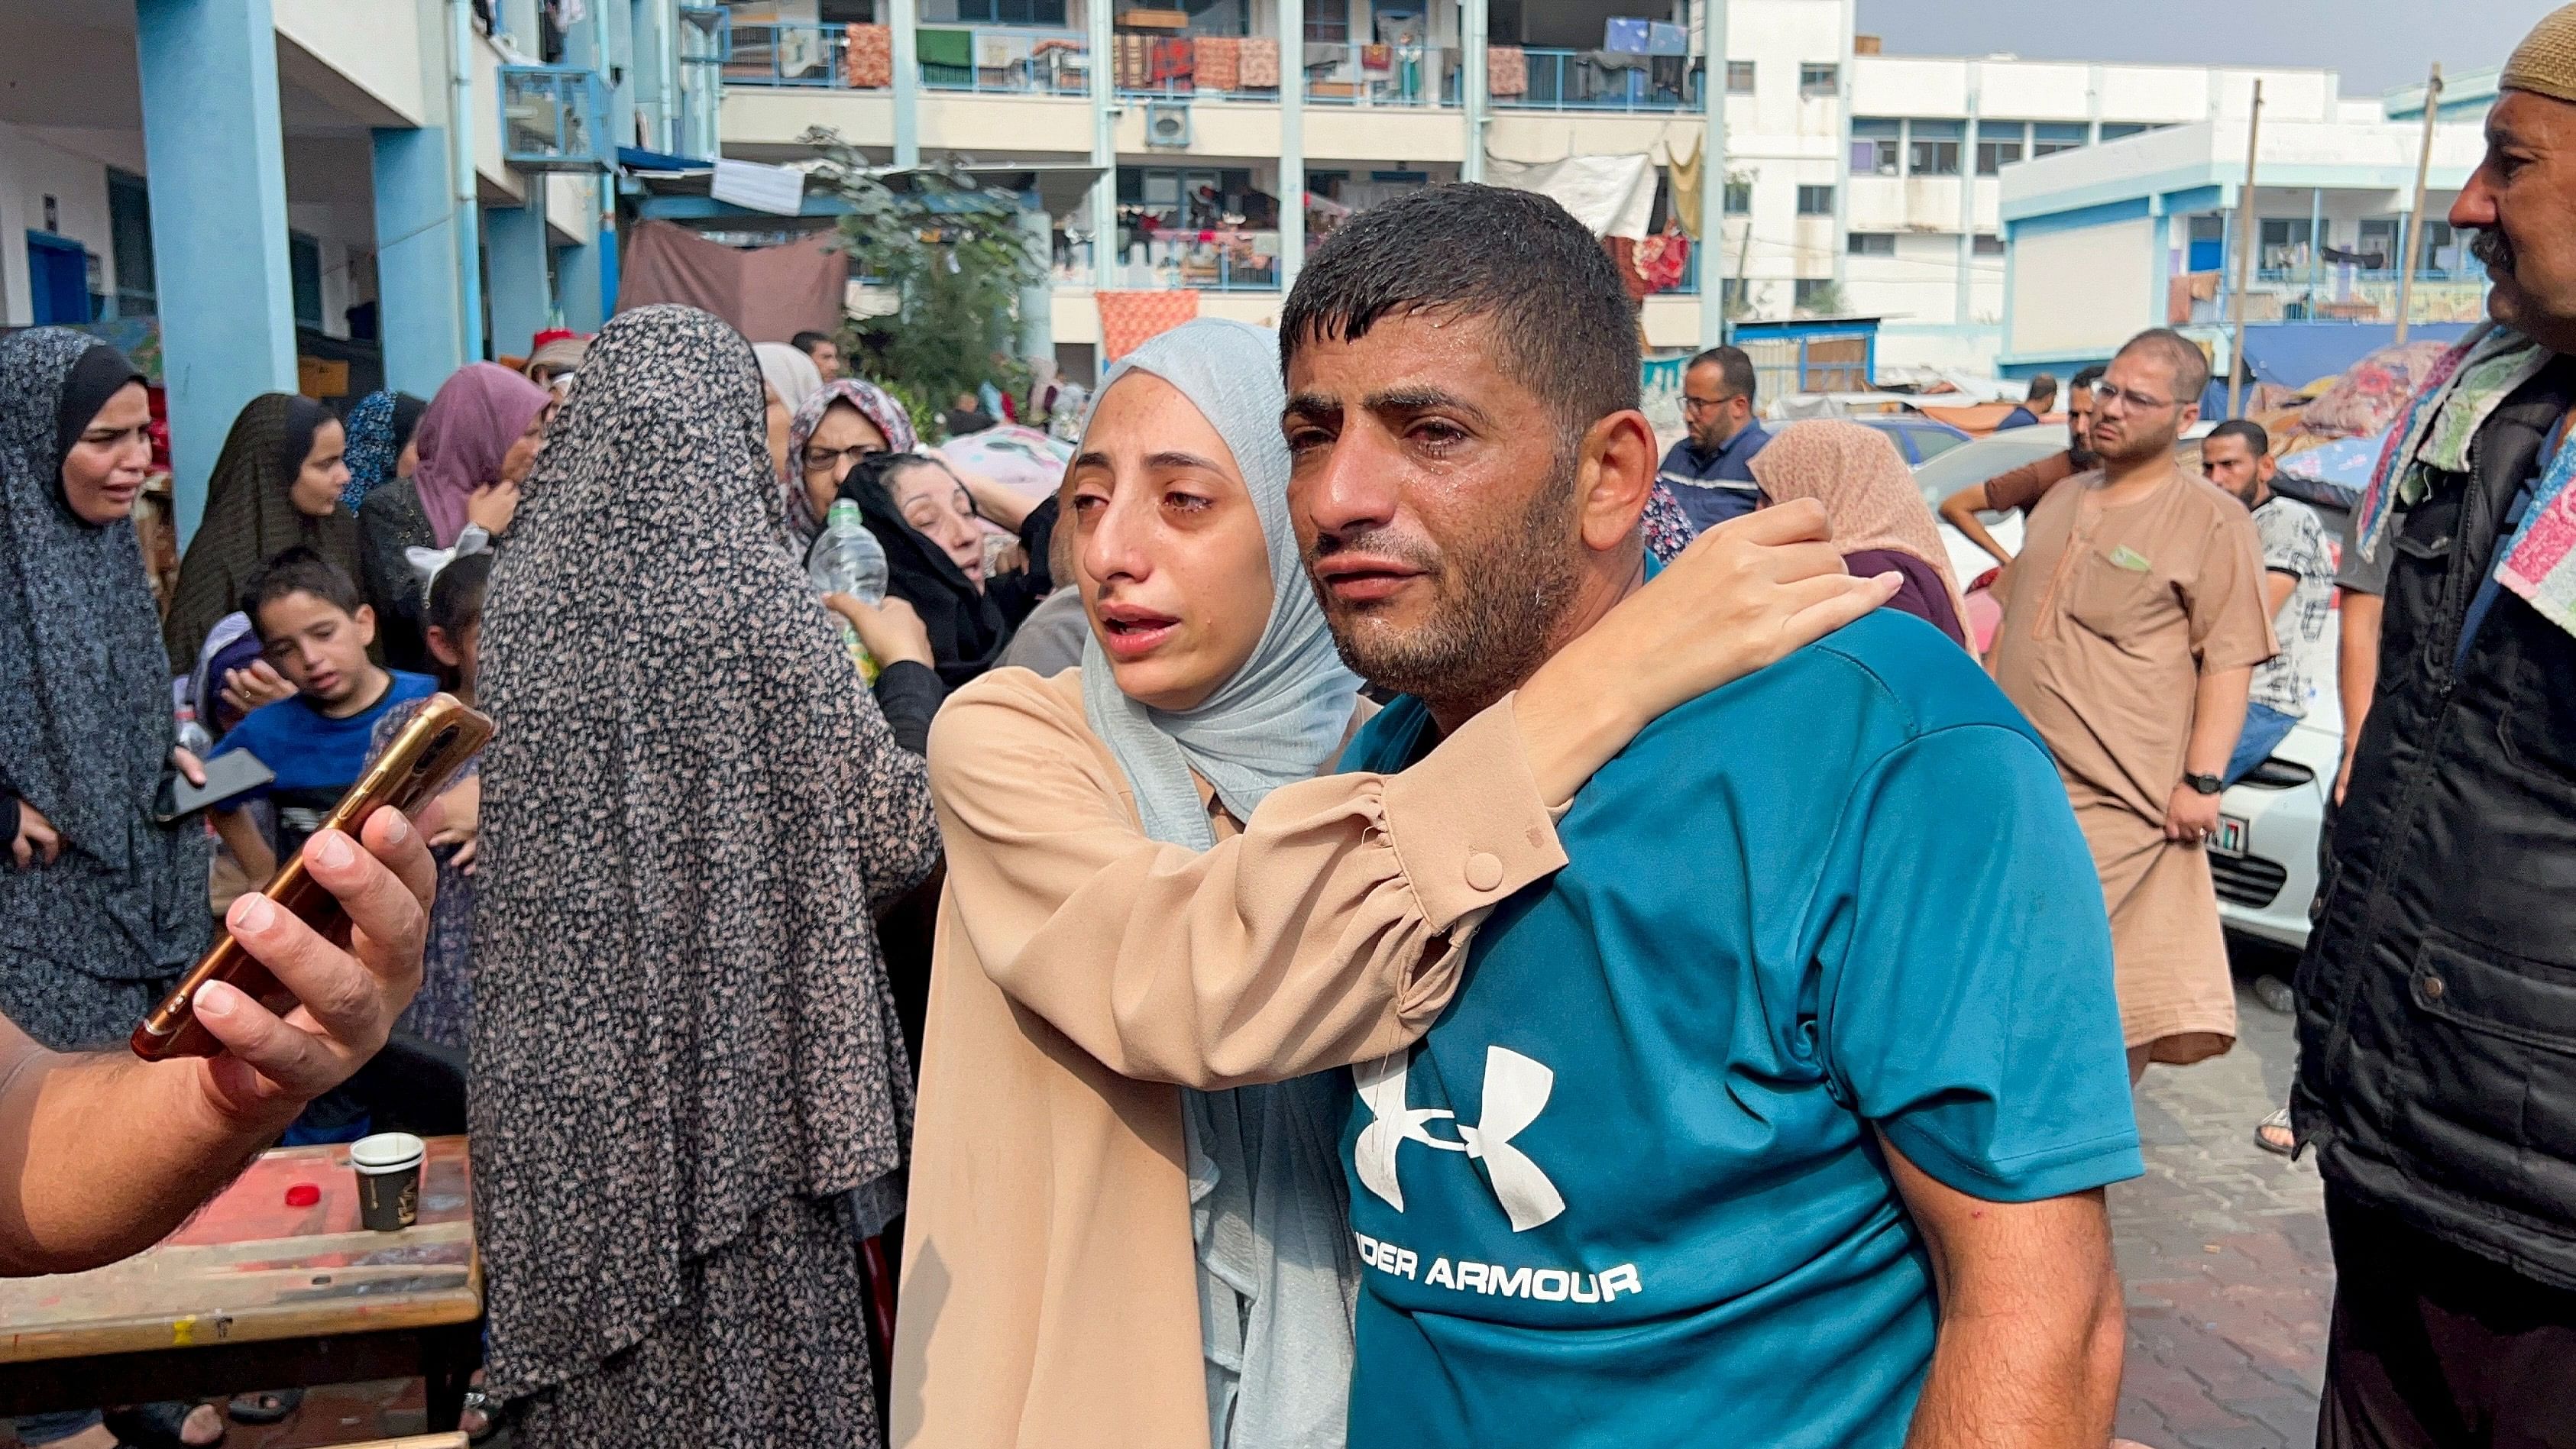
[131,694,494,1062]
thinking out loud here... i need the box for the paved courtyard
[2113,952,2333,1449]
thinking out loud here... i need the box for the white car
[1911,437,2345,952]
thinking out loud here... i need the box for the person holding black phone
[0,328,216,1053]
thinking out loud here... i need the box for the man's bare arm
[2261,570,2298,622]
[0,808,431,1276]
[1939,482,2016,568]
[1885,1134,2124,1448]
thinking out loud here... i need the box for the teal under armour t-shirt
[1335,608,2142,1448]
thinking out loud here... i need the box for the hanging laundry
[843,23,892,88]
[1633,226,1692,293]
[1098,289,1202,361]
[1239,37,1281,87]
[1666,134,1704,238]
[1487,44,1526,95]
[1195,35,1242,91]
[1149,36,1196,83]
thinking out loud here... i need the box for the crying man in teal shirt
[1282,185,2141,1447]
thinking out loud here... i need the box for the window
[1794,277,1837,309]
[289,231,322,331]
[2030,121,2087,157]
[1907,118,1963,176]
[1726,60,1755,94]
[944,0,1065,21]
[1798,63,1838,96]
[1973,232,2006,257]
[1303,5,1346,42]
[1852,118,1901,176]
[2097,121,2153,141]
[2259,217,2314,271]
[107,168,155,317]
[1847,232,1895,256]
[2357,218,2400,270]
[2419,220,2463,271]
[1796,184,1835,216]
[1724,179,1752,215]
[1975,134,2024,175]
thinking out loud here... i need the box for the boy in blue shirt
[212,548,437,884]
[1279,186,2141,1446]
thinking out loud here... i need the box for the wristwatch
[2183,772,2225,796]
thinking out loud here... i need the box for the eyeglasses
[801,442,886,475]
[1682,395,1736,413]
[2091,383,2176,413]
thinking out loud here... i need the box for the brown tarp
[614,219,849,344]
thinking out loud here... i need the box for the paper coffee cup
[350,1131,425,1231]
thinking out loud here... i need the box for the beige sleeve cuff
[1377,692,1571,935]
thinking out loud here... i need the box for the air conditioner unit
[1145,99,1192,149]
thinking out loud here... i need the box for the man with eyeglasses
[1655,345,1770,530]
[1988,328,2275,1086]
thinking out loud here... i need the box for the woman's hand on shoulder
[1512,500,1897,804]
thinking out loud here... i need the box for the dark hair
[2205,419,2271,456]
[427,551,494,640]
[243,545,364,638]
[1280,183,1639,440]
[390,393,430,459]
[792,330,835,355]
[2025,372,2058,404]
[2070,364,2107,392]
[2116,328,2213,403]
[1688,345,1758,404]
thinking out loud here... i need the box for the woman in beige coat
[895,320,1894,1449]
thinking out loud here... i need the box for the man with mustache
[1284,184,2141,1447]
[2290,8,2576,1441]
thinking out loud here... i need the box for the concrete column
[373,127,468,398]
[135,0,300,542]
[2307,185,2324,300]
[892,0,921,169]
[1697,0,1727,346]
[1829,0,1853,300]
[1460,0,1488,183]
[1089,0,1118,290]
[487,180,555,357]
[446,0,486,364]
[1018,195,1054,364]
[1280,0,1306,290]
[1956,65,1979,327]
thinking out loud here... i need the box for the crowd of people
[5,8,2576,1448]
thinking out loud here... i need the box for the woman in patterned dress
[471,305,940,1447]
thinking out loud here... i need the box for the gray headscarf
[1076,318,1363,1449]
[0,328,212,1048]
[753,341,824,416]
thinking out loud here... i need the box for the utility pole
[2396,63,2444,344]
[2225,79,2262,422]
[1698,0,1728,347]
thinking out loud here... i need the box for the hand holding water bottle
[824,594,935,670]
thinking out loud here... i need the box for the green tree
[801,128,1048,432]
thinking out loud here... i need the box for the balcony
[724,20,1091,95]
[1057,229,1285,292]
[1495,48,1698,113]
[1299,42,1458,108]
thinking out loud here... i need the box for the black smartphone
[151,750,276,824]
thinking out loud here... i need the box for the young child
[366,551,490,1052]
[209,547,437,883]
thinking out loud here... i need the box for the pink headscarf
[782,379,920,545]
[412,361,552,547]
[1747,419,1972,637]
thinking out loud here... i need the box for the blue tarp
[2238,321,2476,388]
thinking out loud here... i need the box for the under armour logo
[1354,1045,1565,1232]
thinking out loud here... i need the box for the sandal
[461,1388,500,1444]
[2254,1105,2296,1156]
[102,1402,225,1448]
[223,1389,301,1425]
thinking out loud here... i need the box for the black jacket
[2293,358,2576,1288]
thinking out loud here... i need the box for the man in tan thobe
[1990,328,2276,1079]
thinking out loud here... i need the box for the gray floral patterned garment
[471,305,940,1448]
[0,328,211,1050]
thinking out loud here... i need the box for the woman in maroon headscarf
[359,363,552,671]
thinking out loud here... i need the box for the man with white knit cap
[2290,7,2576,1441]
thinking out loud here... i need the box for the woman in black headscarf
[162,390,358,672]
[471,306,939,1448]
[838,450,1055,689]
[0,328,214,1051]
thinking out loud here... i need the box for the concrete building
[0,0,689,536]
[1995,108,2488,380]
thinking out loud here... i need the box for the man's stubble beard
[1308,451,1584,718]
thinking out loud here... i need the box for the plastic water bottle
[175,706,213,758]
[807,499,889,681]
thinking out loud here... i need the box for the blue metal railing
[1299,43,1458,107]
[1496,47,1697,112]
[1054,231,1285,293]
[920,25,1089,95]
[724,21,846,86]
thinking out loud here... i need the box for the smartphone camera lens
[415,726,461,771]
